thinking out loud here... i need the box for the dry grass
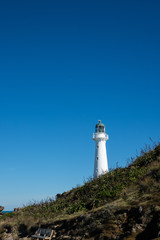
[0,143,160,239]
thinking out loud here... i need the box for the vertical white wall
[93,132,109,178]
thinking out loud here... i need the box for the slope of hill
[0,144,160,240]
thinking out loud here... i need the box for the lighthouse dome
[95,120,105,133]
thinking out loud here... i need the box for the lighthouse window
[97,145,99,148]
[97,157,98,160]
[99,126,104,132]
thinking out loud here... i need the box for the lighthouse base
[94,139,108,178]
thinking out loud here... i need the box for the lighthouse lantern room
[93,120,109,178]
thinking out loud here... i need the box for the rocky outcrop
[14,207,21,212]
[39,205,160,240]
[0,206,4,215]
[2,205,160,240]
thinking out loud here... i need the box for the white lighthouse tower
[93,120,109,178]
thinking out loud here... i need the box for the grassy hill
[0,143,160,240]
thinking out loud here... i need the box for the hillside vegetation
[0,143,160,240]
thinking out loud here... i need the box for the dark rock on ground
[0,206,4,215]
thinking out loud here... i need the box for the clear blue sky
[0,0,160,210]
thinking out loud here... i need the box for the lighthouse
[93,120,109,178]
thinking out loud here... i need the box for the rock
[139,206,143,213]
[14,207,21,212]
[4,237,13,240]
[3,233,13,240]
[61,236,71,239]
[0,206,4,215]
[0,206,4,212]
[19,238,31,240]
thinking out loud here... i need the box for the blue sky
[0,0,160,210]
